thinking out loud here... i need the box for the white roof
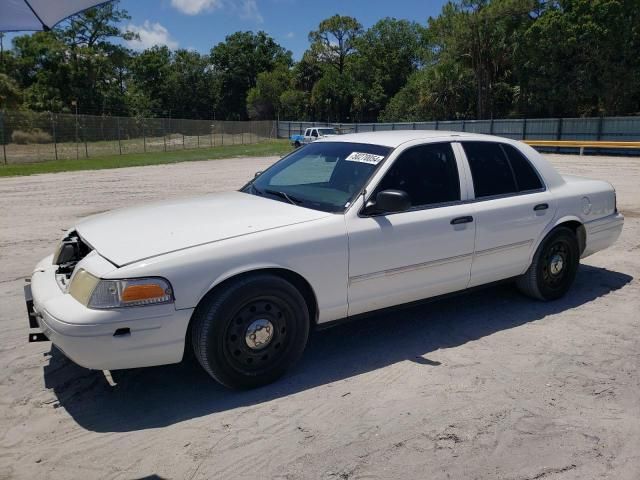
[317,130,501,148]
[317,129,565,188]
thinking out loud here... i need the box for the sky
[6,0,449,59]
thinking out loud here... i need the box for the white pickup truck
[290,127,339,147]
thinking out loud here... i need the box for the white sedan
[25,131,624,389]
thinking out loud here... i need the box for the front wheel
[191,274,310,389]
[516,226,580,301]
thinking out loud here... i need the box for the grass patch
[0,140,292,177]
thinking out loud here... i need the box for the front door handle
[450,216,474,225]
[534,203,549,211]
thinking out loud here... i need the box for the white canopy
[0,0,111,32]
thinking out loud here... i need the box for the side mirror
[254,171,262,178]
[365,189,411,214]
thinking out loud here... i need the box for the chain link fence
[0,110,277,164]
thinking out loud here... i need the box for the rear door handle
[534,203,549,211]
[450,216,474,225]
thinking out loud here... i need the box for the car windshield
[318,128,338,135]
[243,142,391,213]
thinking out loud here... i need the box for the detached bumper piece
[24,280,50,343]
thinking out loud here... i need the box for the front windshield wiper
[264,189,304,206]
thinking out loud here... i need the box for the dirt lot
[1,154,639,480]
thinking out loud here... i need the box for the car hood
[76,191,330,266]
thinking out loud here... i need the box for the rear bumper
[582,212,624,258]
[28,256,193,371]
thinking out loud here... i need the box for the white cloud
[170,0,223,15]
[286,31,295,39]
[239,0,263,23]
[126,21,179,50]
[170,0,262,22]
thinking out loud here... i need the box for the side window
[502,144,543,191]
[311,129,319,138]
[462,142,517,198]
[304,129,310,137]
[375,143,460,208]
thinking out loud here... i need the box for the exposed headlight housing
[69,269,174,309]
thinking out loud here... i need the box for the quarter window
[375,143,460,208]
[502,144,543,191]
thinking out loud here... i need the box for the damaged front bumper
[25,255,193,371]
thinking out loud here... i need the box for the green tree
[246,65,292,119]
[517,0,640,116]
[308,15,363,74]
[0,73,22,109]
[210,31,292,119]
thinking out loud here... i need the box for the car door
[459,141,556,287]
[345,142,476,316]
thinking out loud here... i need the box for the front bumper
[26,255,193,371]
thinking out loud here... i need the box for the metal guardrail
[524,140,640,155]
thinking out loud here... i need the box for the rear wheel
[516,226,579,301]
[191,274,309,389]
[294,140,301,148]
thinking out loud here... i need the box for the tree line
[0,0,639,122]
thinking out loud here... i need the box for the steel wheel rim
[541,240,571,290]
[222,295,294,374]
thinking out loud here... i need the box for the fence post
[116,116,122,155]
[142,121,146,153]
[288,121,291,139]
[163,119,167,152]
[462,119,466,132]
[489,118,494,135]
[412,122,416,130]
[556,118,564,154]
[597,116,604,141]
[435,120,439,130]
[556,117,563,140]
[83,115,88,158]
[0,111,6,165]
[355,123,359,133]
[522,118,527,140]
[51,113,58,161]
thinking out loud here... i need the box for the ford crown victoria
[25,131,624,388]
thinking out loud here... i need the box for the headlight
[69,269,174,309]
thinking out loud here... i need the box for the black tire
[516,226,580,301]
[191,274,310,389]
[294,141,301,148]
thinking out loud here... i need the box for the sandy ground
[0,154,639,480]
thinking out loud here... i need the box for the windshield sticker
[345,152,385,165]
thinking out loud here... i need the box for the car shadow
[43,264,632,433]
